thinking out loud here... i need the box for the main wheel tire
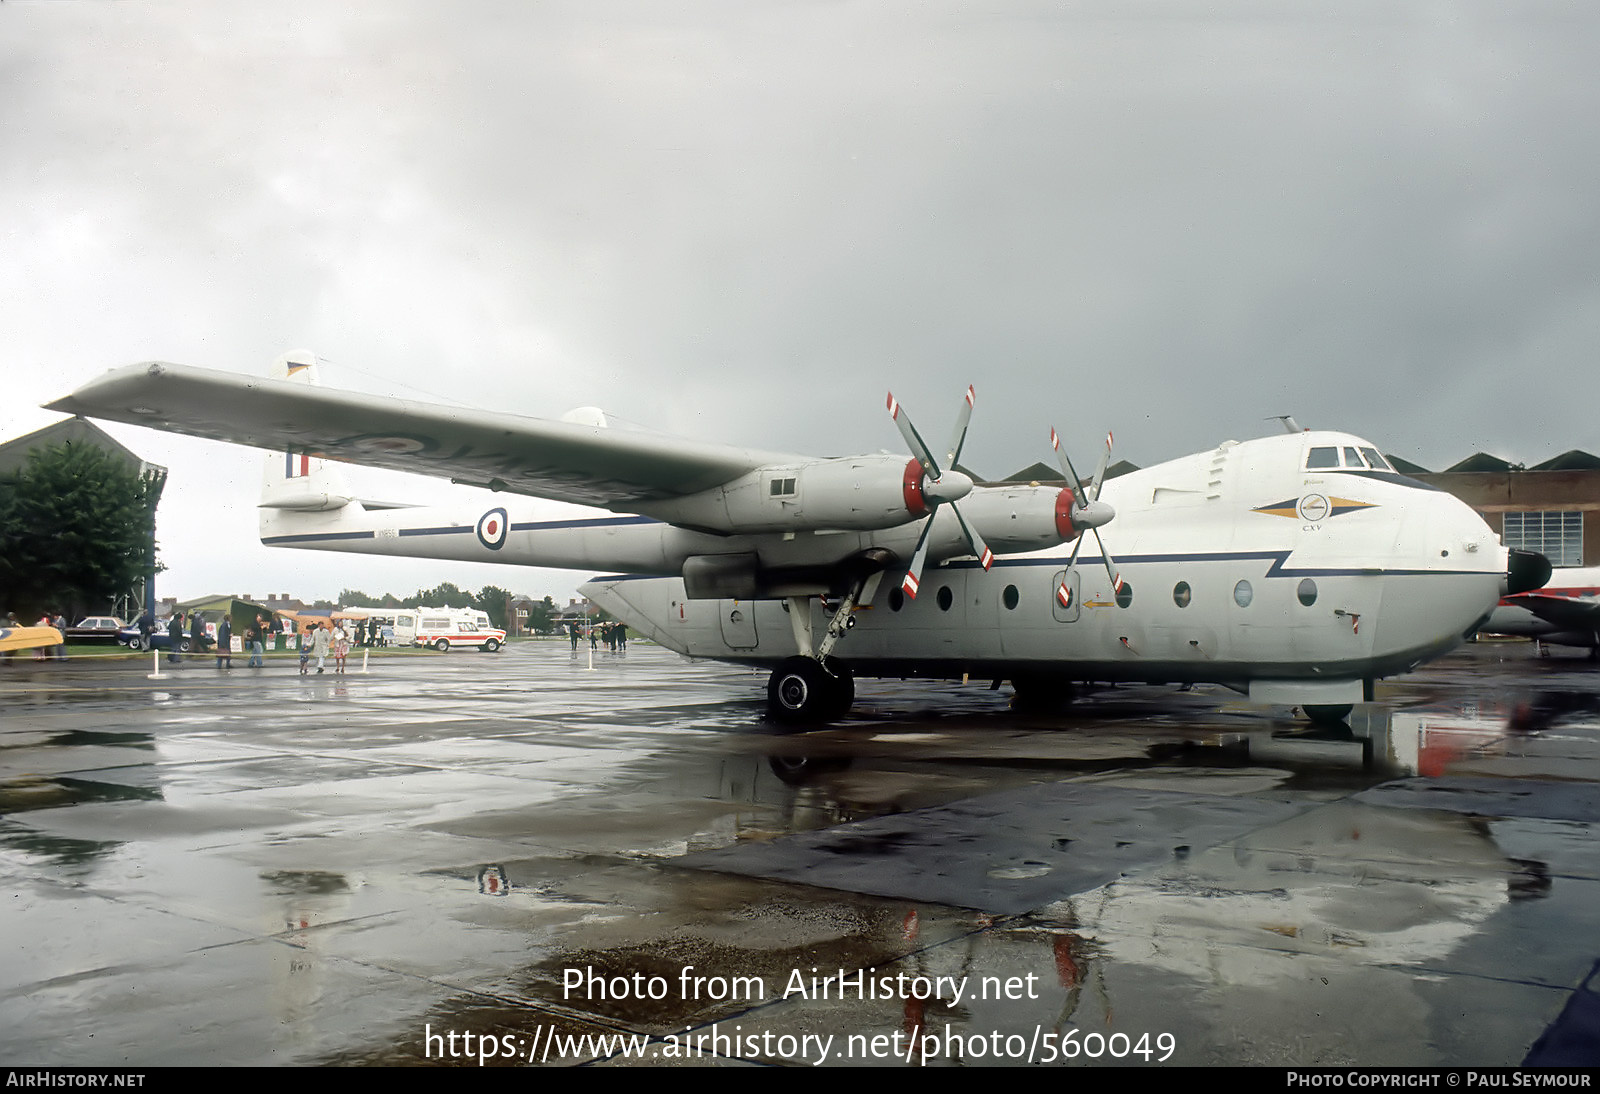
[482,638,501,652]
[433,638,450,652]
[131,636,147,652]
[821,665,854,718]
[768,657,832,724]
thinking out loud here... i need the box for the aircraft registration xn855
[47,352,1549,724]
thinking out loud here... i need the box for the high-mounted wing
[47,362,804,509]
[1511,594,1600,632]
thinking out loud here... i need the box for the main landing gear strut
[766,575,877,724]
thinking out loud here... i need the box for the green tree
[474,585,513,631]
[0,442,165,618]
[407,582,470,608]
[523,595,557,635]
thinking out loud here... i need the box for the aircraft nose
[1505,548,1552,596]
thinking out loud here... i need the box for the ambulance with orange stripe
[412,607,506,652]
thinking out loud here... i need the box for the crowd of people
[0,610,68,662]
[568,620,627,651]
[9,609,628,668]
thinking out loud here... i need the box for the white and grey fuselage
[262,429,1512,708]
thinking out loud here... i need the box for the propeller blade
[1050,427,1086,494]
[1052,427,1114,528]
[900,516,934,599]
[1090,430,1113,501]
[1092,528,1122,593]
[890,385,987,592]
[950,501,994,571]
[1056,528,1087,608]
[1050,428,1120,604]
[945,385,975,469]
[887,392,942,480]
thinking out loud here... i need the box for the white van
[412,607,506,652]
[344,608,420,647]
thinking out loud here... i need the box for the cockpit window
[1359,447,1392,472]
[1308,444,1396,472]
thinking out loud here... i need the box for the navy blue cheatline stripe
[510,515,658,531]
[398,515,660,537]
[264,514,662,546]
[984,550,1490,579]
[264,529,377,545]
[596,549,1496,583]
[1336,469,1444,492]
[265,520,1494,580]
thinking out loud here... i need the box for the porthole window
[1173,581,1191,609]
[1115,582,1134,609]
[1297,578,1317,607]
[888,588,904,612]
[1233,579,1253,608]
[1002,585,1020,610]
[936,586,954,612]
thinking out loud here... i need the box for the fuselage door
[718,599,759,649]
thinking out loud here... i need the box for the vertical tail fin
[258,350,360,513]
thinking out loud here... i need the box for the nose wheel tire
[767,657,854,724]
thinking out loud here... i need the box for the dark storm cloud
[5,1,1599,598]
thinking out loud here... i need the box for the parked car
[65,616,128,643]
[117,621,193,653]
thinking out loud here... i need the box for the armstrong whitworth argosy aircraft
[48,352,1550,724]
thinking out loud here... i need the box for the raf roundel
[476,507,509,551]
[337,432,435,457]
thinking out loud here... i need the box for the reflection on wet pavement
[2,639,1598,1065]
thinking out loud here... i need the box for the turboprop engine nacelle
[674,483,1078,599]
[637,453,953,534]
[681,551,898,600]
[911,483,1079,560]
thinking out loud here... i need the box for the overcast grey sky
[5,1,1599,605]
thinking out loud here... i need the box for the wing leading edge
[47,361,803,509]
[1513,595,1600,632]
